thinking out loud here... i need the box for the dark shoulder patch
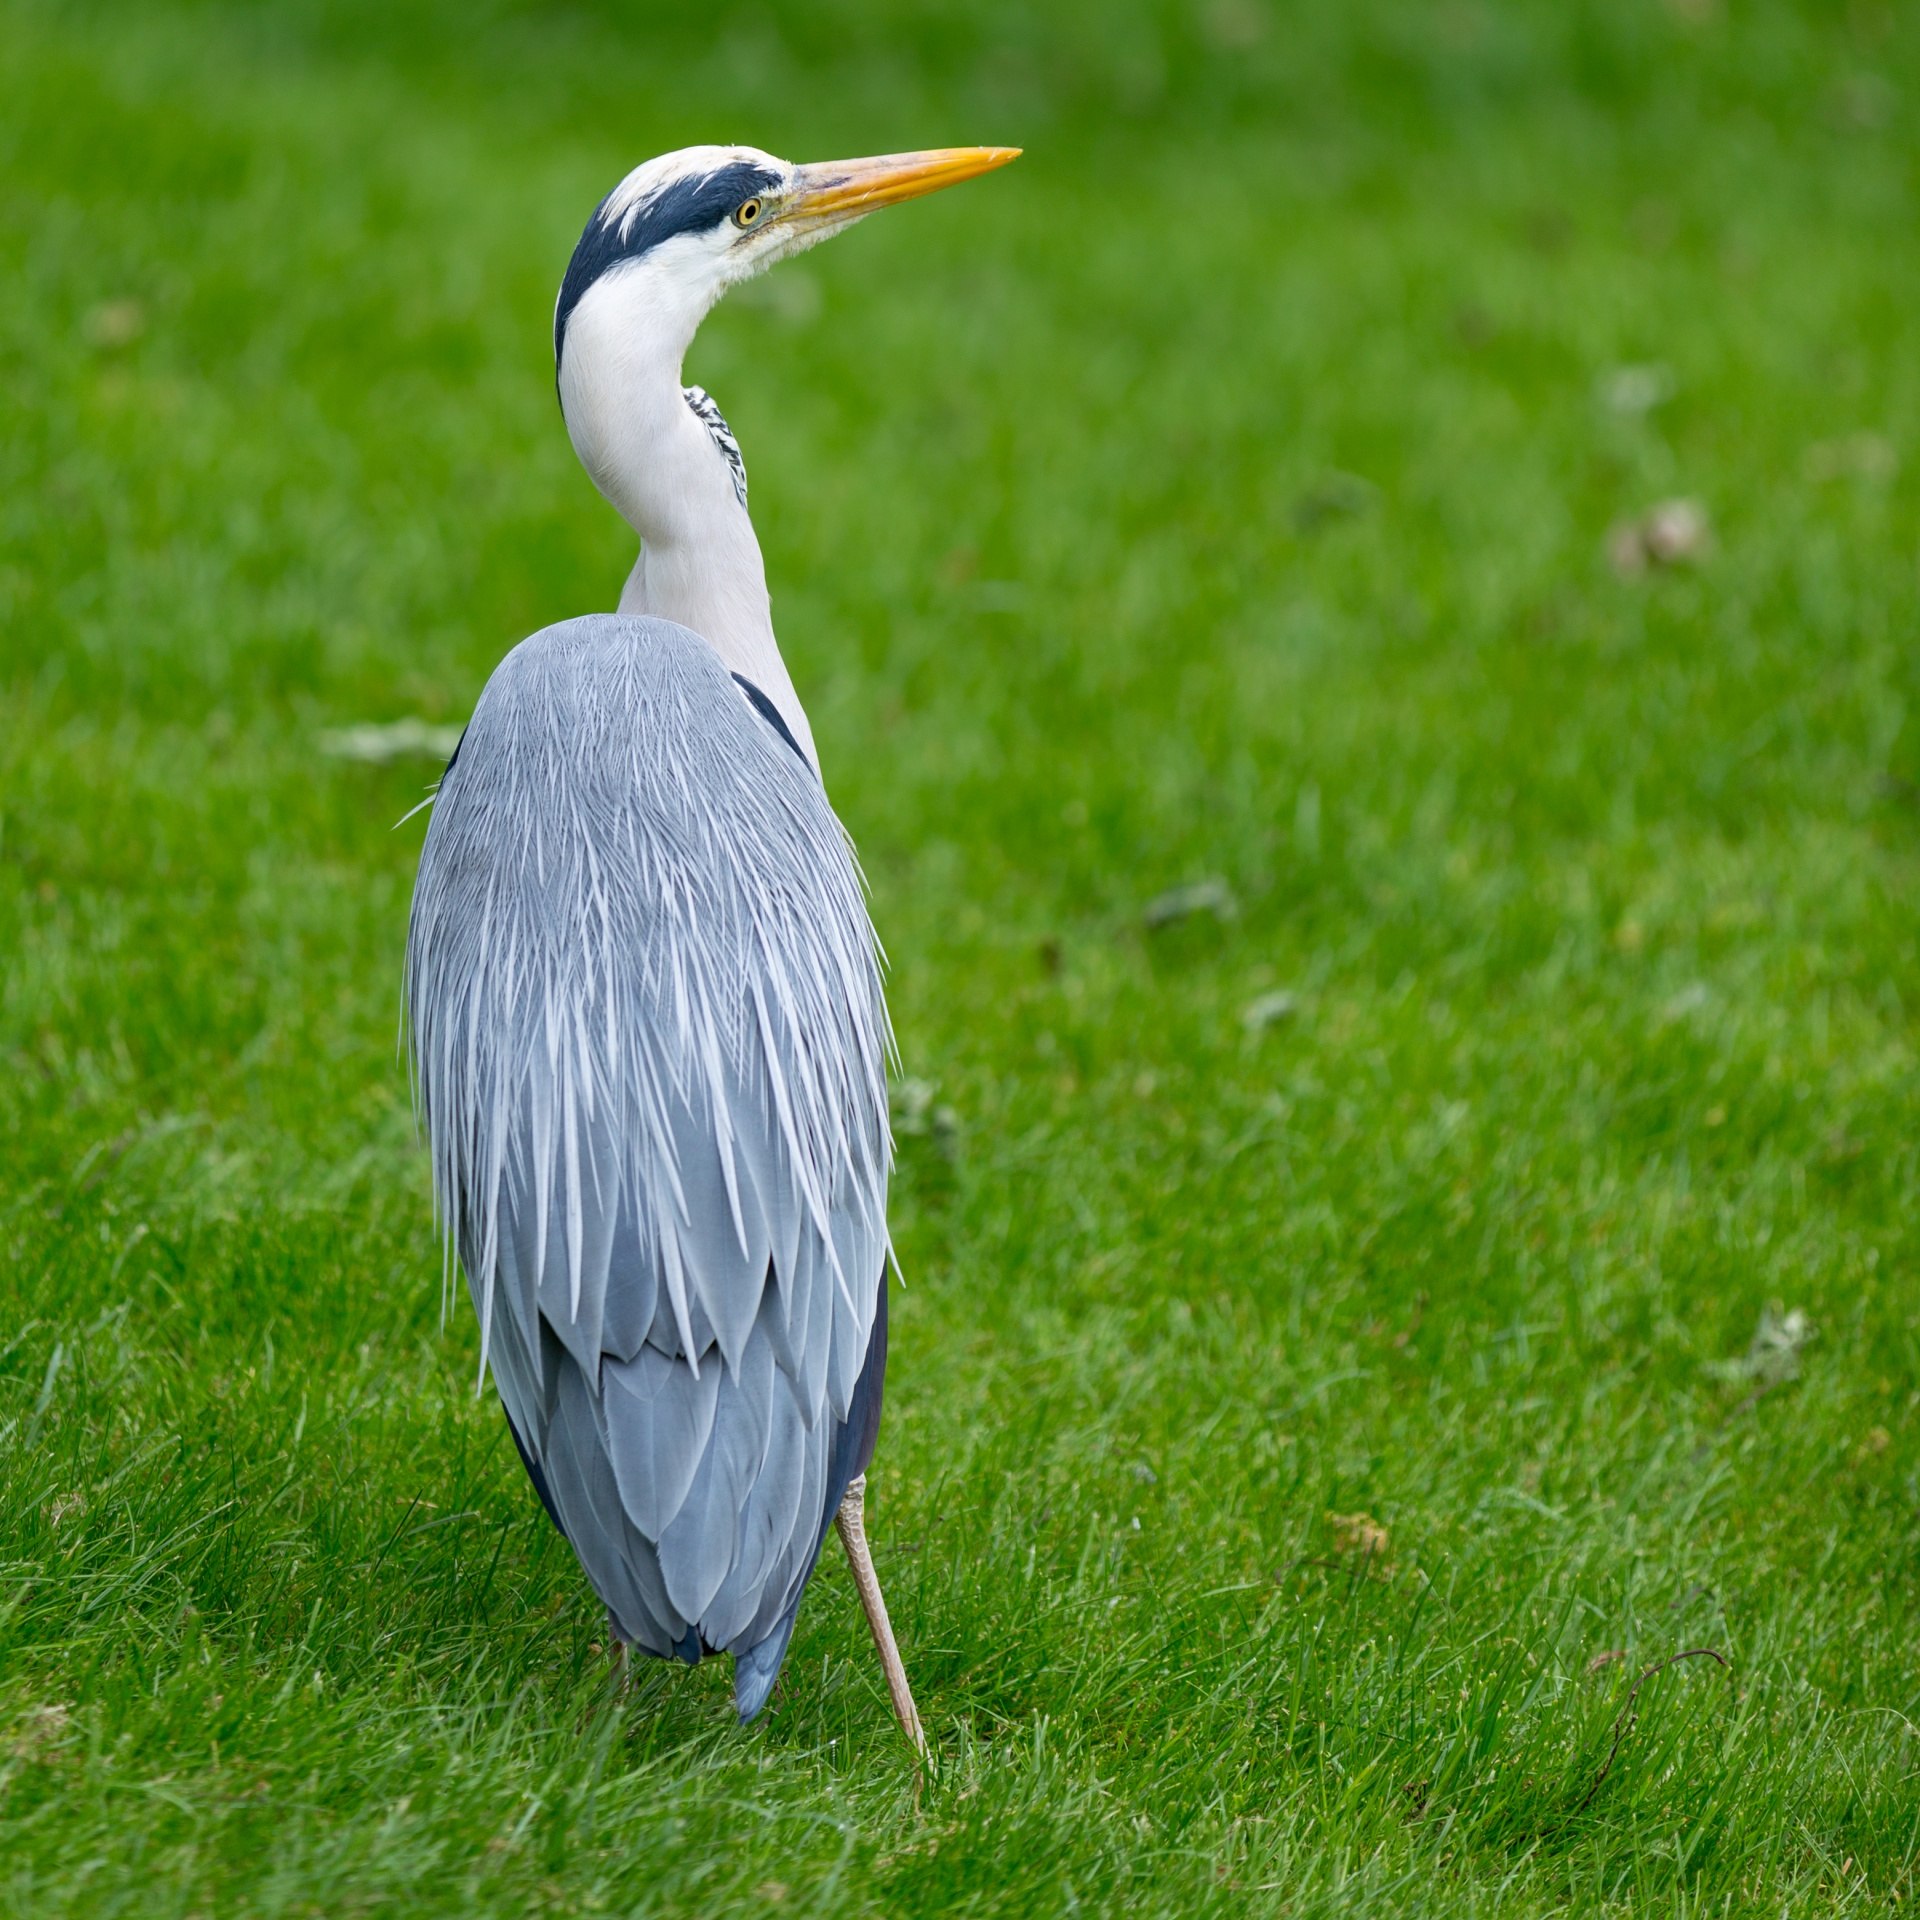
[554,160,781,372]
[732,673,811,771]
[683,386,748,509]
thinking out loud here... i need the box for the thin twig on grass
[1572,1648,1732,1815]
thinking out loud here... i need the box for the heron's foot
[834,1473,926,1756]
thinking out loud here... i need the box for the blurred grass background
[2,0,1918,1912]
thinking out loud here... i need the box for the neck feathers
[557,268,817,769]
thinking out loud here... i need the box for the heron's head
[553,143,1019,386]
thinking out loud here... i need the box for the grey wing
[407,614,891,1693]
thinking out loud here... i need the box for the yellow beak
[783,147,1021,225]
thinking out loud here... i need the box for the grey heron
[405,143,1018,1746]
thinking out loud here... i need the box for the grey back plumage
[406,614,892,1702]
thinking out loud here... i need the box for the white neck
[557,261,818,769]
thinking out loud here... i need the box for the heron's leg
[834,1473,926,1755]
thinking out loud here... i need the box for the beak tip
[791,145,1024,221]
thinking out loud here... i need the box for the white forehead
[602,145,789,236]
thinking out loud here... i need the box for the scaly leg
[834,1473,926,1754]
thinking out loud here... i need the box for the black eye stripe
[554,160,782,372]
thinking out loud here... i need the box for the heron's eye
[733,198,764,229]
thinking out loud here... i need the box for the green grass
[3,0,1918,1911]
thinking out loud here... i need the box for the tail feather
[733,1607,801,1722]
[729,1275,890,1724]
